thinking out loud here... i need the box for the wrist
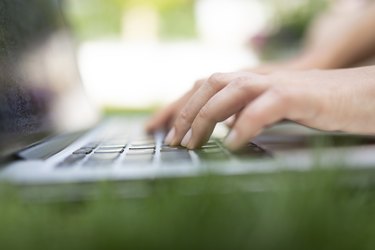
[286,54,323,70]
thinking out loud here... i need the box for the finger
[145,105,176,133]
[224,89,295,150]
[225,110,245,128]
[167,72,251,146]
[184,78,265,148]
[224,115,236,128]
[145,79,205,133]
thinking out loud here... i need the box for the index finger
[145,78,205,133]
[165,72,249,146]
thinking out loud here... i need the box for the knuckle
[177,109,191,125]
[269,87,294,106]
[207,73,224,91]
[193,79,205,89]
[208,72,222,82]
[197,106,213,121]
[230,78,250,92]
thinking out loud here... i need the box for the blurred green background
[67,0,331,109]
[66,0,197,41]
[1,170,375,250]
[66,0,328,47]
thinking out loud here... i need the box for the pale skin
[145,1,375,150]
[146,66,375,151]
[248,0,375,73]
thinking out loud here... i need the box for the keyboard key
[122,154,153,165]
[201,148,222,154]
[201,144,219,149]
[160,151,191,163]
[91,152,121,160]
[127,148,155,155]
[196,151,229,161]
[84,153,120,166]
[95,147,125,153]
[160,146,186,152]
[129,145,155,150]
[98,145,126,149]
[234,143,270,158]
[57,154,86,167]
[73,148,93,154]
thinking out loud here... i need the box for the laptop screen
[0,0,99,157]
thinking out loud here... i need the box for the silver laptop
[1,0,375,187]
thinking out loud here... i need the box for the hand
[146,67,293,133]
[145,78,206,133]
[146,61,310,133]
[158,66,375,151]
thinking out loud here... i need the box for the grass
[1,169,375,250]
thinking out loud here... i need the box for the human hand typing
[146,66,375,151]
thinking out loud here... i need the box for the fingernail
[181,129,192,147]
[164,127,175,145]
[224,130,237,148]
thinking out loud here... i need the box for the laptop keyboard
[57,125,269,168]
[57,134,270,169]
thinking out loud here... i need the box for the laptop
[2,0,375,187]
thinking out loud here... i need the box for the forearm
[301,3,375,69]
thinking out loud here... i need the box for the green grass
[102,106,155,116]
[1,170,375,250]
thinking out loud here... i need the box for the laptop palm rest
[17,131,88,160]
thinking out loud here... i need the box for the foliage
[123,0,193,10]
[268,0,329,37]
[258,0,330,60]
[64,0,196,41]
[65,0,124,40]
[1,170,375,249]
